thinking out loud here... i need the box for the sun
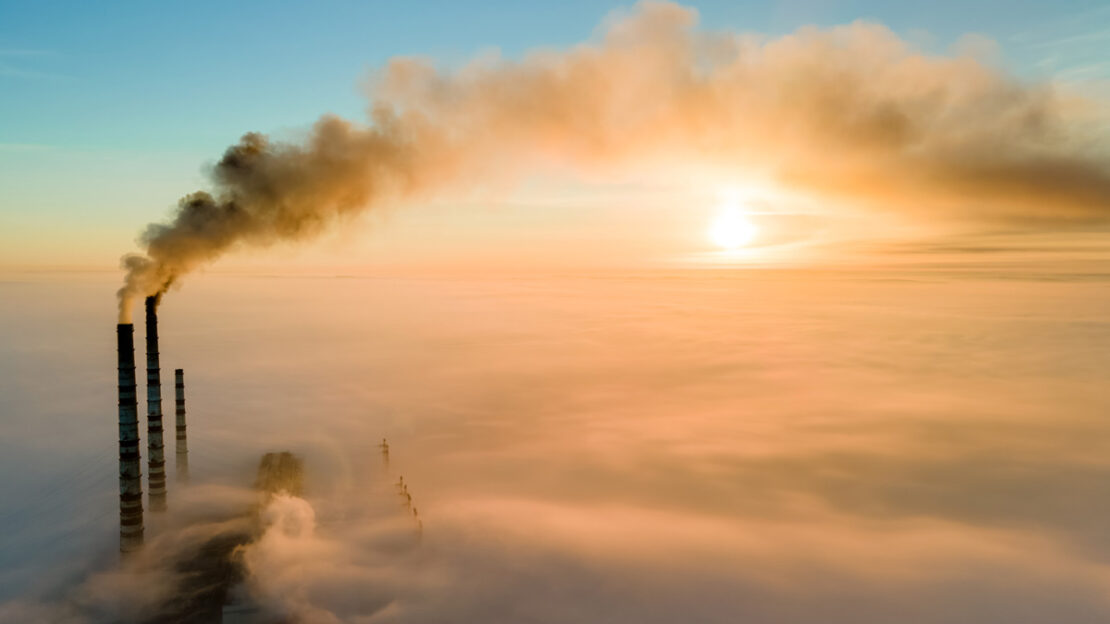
[708,206,758,250]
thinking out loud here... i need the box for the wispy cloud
[0,48,53,57]
[1012,5,1110,81]
[0,143,55,152]
[0,48,68,80]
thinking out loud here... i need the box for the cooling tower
[117,323,144,553]
[175,368,189,483]
[145,297,167,511]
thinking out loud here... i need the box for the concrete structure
[255,452,304,497]
[117,323,144,553]
[145,296,167,511]
[175,368,189,483]
[139,451,299,623]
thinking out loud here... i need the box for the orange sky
[5,2,1108,289]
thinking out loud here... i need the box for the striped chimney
[117,324,144,553]
[175,368,189,483]
[145,297,167,511]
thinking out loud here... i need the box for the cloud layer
[7,266,1110,622]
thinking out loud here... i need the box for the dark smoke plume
[116,113,424,321]
[117,1,1110,319]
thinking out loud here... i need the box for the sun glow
[708,205,758,250]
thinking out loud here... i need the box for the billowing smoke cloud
[117,1,1110,318]
[116,116,426,320]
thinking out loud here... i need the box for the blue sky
[3,1,1108,151]
[2,0,1109,268]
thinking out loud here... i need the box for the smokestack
[175,368,189,483]
[117,324,144,553]
[145,297,167,512]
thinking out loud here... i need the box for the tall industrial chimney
[175,368,189,483]
[117,324,144,553]
[145,297,167,511]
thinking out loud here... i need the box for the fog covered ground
[2,267,1110,622]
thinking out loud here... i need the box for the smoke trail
[117,1,1110,319]
[116,114,425,321]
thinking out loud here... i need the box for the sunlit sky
[2,0,1109,271]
